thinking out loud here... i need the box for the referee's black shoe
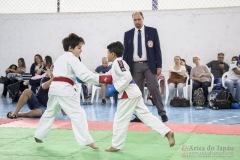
[130,117,142,123]
[161,115,168,123]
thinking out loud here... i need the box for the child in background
[232,56,238,62]
[105,41,175,152]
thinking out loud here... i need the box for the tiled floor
[1,95,240,125]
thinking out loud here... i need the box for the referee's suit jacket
[123,25,162,75]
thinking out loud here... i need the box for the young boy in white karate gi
[105,41,175,152]
[34,33,100,149]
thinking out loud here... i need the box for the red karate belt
[121,80,135,99]
[53,77,74,86]
[121,91,128,99]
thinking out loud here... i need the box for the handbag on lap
[167,72,186,84]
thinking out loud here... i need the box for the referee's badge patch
[148,40,153,48]
[117,60,126,72]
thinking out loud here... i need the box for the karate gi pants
[34,94,93,146]
[112,96,170,149]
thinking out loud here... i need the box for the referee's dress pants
[132,62,166,116]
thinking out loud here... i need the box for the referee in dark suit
[123,11,168,122]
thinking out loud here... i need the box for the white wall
[0,7,240,75]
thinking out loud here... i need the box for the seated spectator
[167,56,186,101]
[180,59,192,75]
[78,57,91,100]
[5,64,18,75]
[81,83,91,99]
[94,56,112,105]
[2,58,26,98]
[232,56,238,62]
[180,58,192,84]
[1,64,17,97]
[225,55,240,102]
[30,54,44,76]
[29,54,44,94]
[190,56,211,105]
[206,53,229,87]
[7,73,53,119]
[35,55,53,75]
[29,55,53,94]
[158,74,166,96]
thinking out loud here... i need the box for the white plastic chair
[144,78,163,103]
[75,83,85,103]
[222,71,236,95]
[165,73,189,105]
[221,71,228,88]
[91,85,113,104]
[209,73,215,91]
[144,86,149,103]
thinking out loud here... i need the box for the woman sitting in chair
[2,58,26,99]
[29,55,53,94]
[167,56,187,101]
[1,64,18,98]
[190,56,211,105]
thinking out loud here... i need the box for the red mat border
[0,118,240,135]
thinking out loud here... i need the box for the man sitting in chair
[206,53,229,87]
[94,56,112,105]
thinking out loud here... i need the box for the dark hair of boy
[107,41,124,57]
[62,33,85,51]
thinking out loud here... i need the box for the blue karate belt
[130,79,135,84]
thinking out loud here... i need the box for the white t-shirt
[227,61,240,80]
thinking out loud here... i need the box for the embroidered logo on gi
[147,40,153,48]
[117,60,126,72]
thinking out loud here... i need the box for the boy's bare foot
[34,137,43,143]
[165,131,175,147]
[86,143,99,150]
[105,146,120,152]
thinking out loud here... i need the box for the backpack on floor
[7,81,21,103]
[213,88,239,109]
[208,90,221,108]
[193,88,205,106]
[214,89,232,109]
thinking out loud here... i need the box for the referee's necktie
[138,29,142,58]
